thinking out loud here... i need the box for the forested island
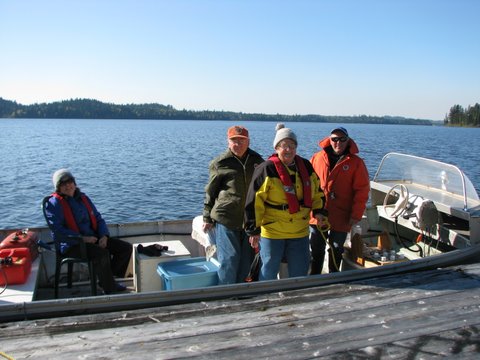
[0,96,465,126]
[444,103,480,127]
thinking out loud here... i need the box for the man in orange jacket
[309,127,370,273]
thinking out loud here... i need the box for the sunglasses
[330,136,348,143]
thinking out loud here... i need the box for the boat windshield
[373,152,479,210]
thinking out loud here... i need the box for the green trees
[0,97,434,125]
[444,103,480,127]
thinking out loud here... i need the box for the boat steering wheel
[383,184,410,218]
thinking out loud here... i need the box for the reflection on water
[0,119,479,229]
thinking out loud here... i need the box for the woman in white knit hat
[244,124,327,280]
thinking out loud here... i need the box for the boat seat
[41,196,97,298]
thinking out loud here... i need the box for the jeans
[309,225,347,274]
[259,236,310,281]
[215,223,254,284]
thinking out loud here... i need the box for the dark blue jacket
[44,189,109,253]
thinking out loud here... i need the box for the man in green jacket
[203,125,264,284]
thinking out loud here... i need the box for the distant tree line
[444,103,480,127]
[0,97,435,125]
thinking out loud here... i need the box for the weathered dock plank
[1,263,480,359]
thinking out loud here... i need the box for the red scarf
[269,154,312,214]
[52,192,98,233]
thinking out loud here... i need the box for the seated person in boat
[245,123,327,280]
[203,125,264,284]
[309,127,370,273]
[44,169,133,294]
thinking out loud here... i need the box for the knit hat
[330,126,349,137]
[273,123,297,148]
[52,168,75,190]
[227,125,249,139]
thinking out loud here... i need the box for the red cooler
[0,247,32,286]
[0,229,39,261]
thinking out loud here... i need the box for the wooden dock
[1,262,480,359]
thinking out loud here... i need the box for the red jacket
[310,137,370,232]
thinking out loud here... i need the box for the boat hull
[2,241,480,322]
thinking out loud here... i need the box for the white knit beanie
[273,123,297,149]
[52,168,75,190]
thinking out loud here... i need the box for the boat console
[369,152,480,249]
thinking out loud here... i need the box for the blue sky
[1,0,479,120]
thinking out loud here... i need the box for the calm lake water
[1,119,479,229]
